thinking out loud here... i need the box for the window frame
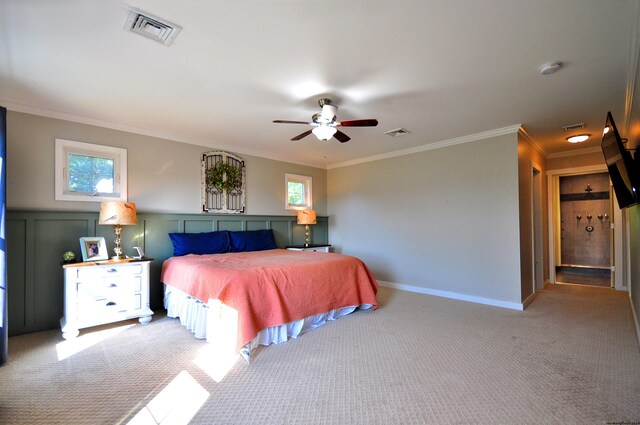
[55,139,128,202]
[285,173,312,210]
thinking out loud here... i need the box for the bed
[160,230,378,361]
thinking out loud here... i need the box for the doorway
[556,172,612,287]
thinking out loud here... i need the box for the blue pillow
[168,231,230,256]
[229,229,277,252]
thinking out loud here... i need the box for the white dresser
[60,259,153,339]
[285,245,331,253]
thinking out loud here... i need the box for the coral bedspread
[161,249,379,351]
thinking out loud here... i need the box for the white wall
[7,111,327,215]
[623,32,640,343]
[327,133,523,305]
[518,134,548,302]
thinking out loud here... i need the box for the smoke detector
[124,9,182,46]
[539,62,562,75]
[385,128,412,138]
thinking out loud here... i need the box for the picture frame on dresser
[79,237,108,262]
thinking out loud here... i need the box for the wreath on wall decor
[206,162,242,192]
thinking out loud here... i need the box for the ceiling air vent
[124,9,182,46]
[562,123,585,132]
[384,128,412,138]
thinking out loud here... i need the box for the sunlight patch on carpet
[56,323,135,361]
[127,371,209,425]
[193,343,240,383]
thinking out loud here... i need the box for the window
[285,173,312,210]
[55,139,127,202]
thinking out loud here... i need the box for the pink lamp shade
[297,209,317,225]
[99,202,137,225]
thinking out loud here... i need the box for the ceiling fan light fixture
[320,104,338,122]
[566,134,590,143]
[312,125,337,141]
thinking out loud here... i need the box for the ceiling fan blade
[273,120,310,125]
[338,119,378,127]
[291,129,313,141]
[334,130,351,143]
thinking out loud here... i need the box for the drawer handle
[107,269,118,273]
[106,301,117,306]
[109,283,118,288]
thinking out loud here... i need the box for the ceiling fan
[273,98,378,143]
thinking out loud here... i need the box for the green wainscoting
[6,210,328,337]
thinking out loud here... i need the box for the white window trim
[285,173,312,210]
[55,139,128,202]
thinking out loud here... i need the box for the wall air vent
[562,123,585,132]
[124,9,182,46]
[384,128,412,138]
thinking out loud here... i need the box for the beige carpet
[1,284,639,424]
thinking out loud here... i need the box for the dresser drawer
[77,263,143,280]
[77,276,142,301]
[77,293,142,319]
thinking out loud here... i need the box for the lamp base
[304,224,312,247]
[112,224,125,261]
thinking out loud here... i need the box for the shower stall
[557,172,612,286]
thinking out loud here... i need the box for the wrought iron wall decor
[201,151,246,214]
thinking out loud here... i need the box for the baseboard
[377,281,524,311]
[630,293,640,350]
[522,291,537,308]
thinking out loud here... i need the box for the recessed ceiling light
[539,61,562,75]
[566,134,590,143]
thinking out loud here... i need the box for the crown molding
[5,101,524,171]
[3,101,327,169]
[517,126,547,157]
[327,124,522,169]
[546,146,602,159]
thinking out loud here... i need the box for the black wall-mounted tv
[601,111,640,209]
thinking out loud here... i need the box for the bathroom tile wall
[560,173,611,267]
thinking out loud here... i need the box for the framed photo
[79,237,108,262]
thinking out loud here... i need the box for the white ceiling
[0,0,637,168]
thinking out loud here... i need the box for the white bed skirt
[164,285,373,358]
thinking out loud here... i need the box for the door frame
[547,165,626,290]
[531,162,544,293]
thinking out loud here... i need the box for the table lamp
[99,202,137,260]
[297,209,317,247]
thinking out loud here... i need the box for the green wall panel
[143,218,180,309]
[246,220,267,231]
[218,220,243,231]
[34,219,90,331]
[184,220,215,233]
[270,220,292,247]
[7,210,328,337]
[7,219,26,335]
